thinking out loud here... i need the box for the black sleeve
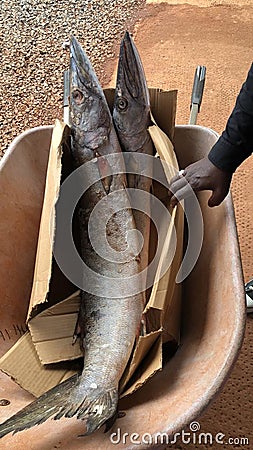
[208,63,253,173]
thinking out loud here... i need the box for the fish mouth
[69,35,101,97]
[69,36,111,144]
[70,35,84,68]
[116,31,150,106]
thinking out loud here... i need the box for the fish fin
[0,375,118,438]
[74,387,118,435]
[0,374,79,438]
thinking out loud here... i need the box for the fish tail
[52,384,119,436]
[66,387,119,436]
[0,374,118,438]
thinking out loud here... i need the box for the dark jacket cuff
[208,135,252,173]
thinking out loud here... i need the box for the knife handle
[191,65,206,112]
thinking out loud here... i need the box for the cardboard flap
[27,120,70,320]
[0,333,79,398]
[28,291,82,364]
[120,330,162,395]
[148,89,177,141]
[121,334,163,398]
[149,120,179,178]
[143,121,184,344]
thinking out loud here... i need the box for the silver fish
[0,35,144,438]
[113,31,153,301]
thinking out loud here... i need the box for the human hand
[168,157,232,208]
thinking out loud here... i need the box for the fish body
[0,36,143,438]
[113,31,153,299]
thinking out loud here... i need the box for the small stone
[0,399,11,406]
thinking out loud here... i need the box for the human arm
[168,63,253,207]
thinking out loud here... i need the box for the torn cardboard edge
[28,291,82,364]
[27,120,70,319]
[0,88,184,399]
[0,332,79,398]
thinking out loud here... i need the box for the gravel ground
[147,0,253,5]
[0,0,145,156]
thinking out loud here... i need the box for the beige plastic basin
[0,125,246,450]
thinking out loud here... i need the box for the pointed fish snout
[118,31,149,105]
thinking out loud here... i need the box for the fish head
[113,31,151,151]
[69,36,111,151]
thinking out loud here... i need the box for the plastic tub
[0,125,246,450]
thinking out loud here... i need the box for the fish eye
[72,89,84,105]
[116,97,128,112]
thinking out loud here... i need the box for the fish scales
[113,31,154,302]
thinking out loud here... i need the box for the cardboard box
[0,89,184,399]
